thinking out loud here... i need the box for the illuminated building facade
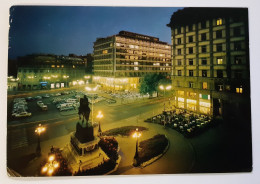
[168,8,250,118]
[93,31,171,91]
[17,54,89,90]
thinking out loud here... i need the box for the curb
[105,155,121,175]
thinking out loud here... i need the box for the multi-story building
[167,8,250,119]
[93,31,171,91]
[17,54,89,90]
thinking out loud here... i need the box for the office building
[93,31,171,91]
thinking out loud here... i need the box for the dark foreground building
[167,8,250,121]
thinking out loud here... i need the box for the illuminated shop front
[187,99,197,111]
[177,97,184,109]
[199,94,211,115]
[93,76,139,91]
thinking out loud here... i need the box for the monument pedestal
[62,122,109,173]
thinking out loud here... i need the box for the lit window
[134,67,139,71]
[236,86,243,94]
[217,18,223,25]
[57,65,60,68]
[102,50,108,54]
[217,58,223,64]
[73,65,75,68]
[51,65,55,68]
[61,65,64,68]
[218,85,224,91]
[202,82,208,89]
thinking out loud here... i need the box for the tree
[139,73,164,97]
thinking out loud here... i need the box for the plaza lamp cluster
[41,154,59,176]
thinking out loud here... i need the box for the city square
[6,6,252,178]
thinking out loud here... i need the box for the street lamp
[63,75,69,87]
[85,86,98,125]
[159,85,172,112]
[41,154,59,176]
[132,128,142,167]
[96,111,103,136]
[35,124,46,156]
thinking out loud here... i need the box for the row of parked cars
[52,97,79,112]
[12,98,32,118]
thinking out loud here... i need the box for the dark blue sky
[8,6,182,59]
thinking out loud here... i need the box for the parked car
[35,96,42,100]
[25,97,35,101]
[12,112,32,118]
[106,99,116,104]
[59,106,74,112]
[42,94,50,98]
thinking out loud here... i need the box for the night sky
[8,6,182,59]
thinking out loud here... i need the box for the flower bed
[102,126,148,137]
[99,137,119,161]
[137,134,168,164]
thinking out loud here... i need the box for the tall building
[16,54,88,90]
[167,8,250,119]
[93,31,171,91]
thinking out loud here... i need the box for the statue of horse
[78,95,91,125]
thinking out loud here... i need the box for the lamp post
[132,128,141,167]
[96,111,103,137]
[35,124,46,156]
[63,75,69,88]
[159,85,172,112]
[41,154,59,176]
[85,86,98,125]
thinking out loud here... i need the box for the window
[189,36,193,43]
[217,70,223,78]
[217,18,223,25]
[177,27,181,34]
[234,70,243,79]
[189,82,194,88]
[189,47,193,54]
[234,27,241,36]
[201,46,207,53]
[236,86,243,94]
[234,41,242,51]
[202,58,207,65]
[177,49,182,55]
[189,59,193,65]
[177,70,182,76]
[202,82,208,89]
[217,85,224,91]
[235,56,242,64]
[216,30,222,39]
[202,70,207,77]
[51,65,55,68]
[217,58,223,64]
[188,25,193,32]
[201,21,206,29]
[201,33,207,41]
[189,70,194,77]
[216,44,222,52]
[177,38,181,44]
[102,50,108,54]
[177,59,182,66]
